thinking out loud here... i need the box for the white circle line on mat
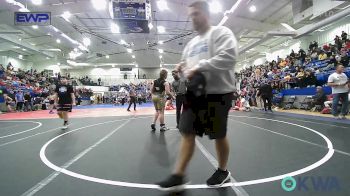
[0,121,42,139]
[39,115,334,189]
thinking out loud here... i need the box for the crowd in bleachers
[237,32,350,110]
[79,74,149,87]
[0,63,83,113]
[107,81,153,104]
[0,63,58,112]
[0,63,159,113]
[76,87,93,99]
[2,32,349,115]
[79,76,99,86]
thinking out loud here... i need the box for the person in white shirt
[327,64,349,119]
[157,1,238,191]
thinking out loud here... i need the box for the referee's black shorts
[57,103,72,112]
[179,93,233,140]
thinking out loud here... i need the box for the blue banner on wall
[281,86,332,96]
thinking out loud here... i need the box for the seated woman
[238,96,251,112]
[295,68,305,88]
[165,96,175,110]
[233,96,241,111]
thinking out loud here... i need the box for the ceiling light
[112,65,115,68]
[61,33,78,44]
[53,27,59,32]
[209,1,222,14]
[46,57,50,59]
[120,39,127,45]
[74,48,78,52]
[30,43,36,46]
[249,5,256,12]
[106,55,110,59]
[158,49,164,54]
[157,26,166,33]
[69,51,83,59]
[22,48,26,51]
[127,48,133,53]
[91,0,106,10]
[32,25,38,29]
[135,64,138,68]
[132,55,135,58]
[160,64,162,68]
[316,29,325,32]
[281,23,296,31]
[111,23,120,33]
[67,60,76,65]
[148,23,153,30]
[78,44,88,51]
[159,55,163,59]
[18,38,22,41]
[18,55,23,59]
[57,62,61,65]
[158,40,164,45]
[31,0,42,5]
[47,33,51,36]
[56,39,61,43]
[83,37,91,46]
[157,0,169,11]
[61,11,71,21]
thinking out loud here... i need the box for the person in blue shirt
[15,90,24,112]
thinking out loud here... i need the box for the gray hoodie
[181,26,238,94]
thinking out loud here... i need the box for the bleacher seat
[316,74,324,82]
[283,96,296,110]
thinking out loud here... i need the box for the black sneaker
[127,109,131,112]
[157,174,187,192]
[151,124,156,131]
[206,169,231,187]
[176,125,179,129]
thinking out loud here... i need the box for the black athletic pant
[262,96,272,111]
[138,98,142,105]
[127,96,136,110]
[175,94,185,126]
[16,102,24,111]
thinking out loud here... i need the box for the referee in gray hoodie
[157,1,238,191]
